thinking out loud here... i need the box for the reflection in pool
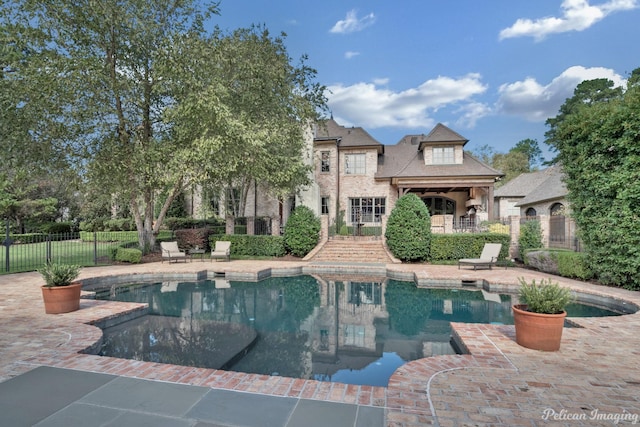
[95,275,621,386]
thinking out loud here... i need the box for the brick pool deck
[1,260,640,426]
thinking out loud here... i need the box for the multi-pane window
[433,146,455,164]
[320,151,330,172]
[321,196,329,215]
[349,197,386,223]
[345,153,366,175]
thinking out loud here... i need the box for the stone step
[310,239,392,263]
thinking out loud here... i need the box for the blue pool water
[95,275,623,386]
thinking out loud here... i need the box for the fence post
[4,219,11,272]
[46,234,52,263]
[93,231,98,265]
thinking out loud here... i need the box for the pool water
[95,275,621,386]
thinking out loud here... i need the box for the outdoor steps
[310,237,393,264]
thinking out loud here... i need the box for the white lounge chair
[458,243,502,270]
[211,241,231,262]
[160,241,188,263]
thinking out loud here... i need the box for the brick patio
[1,260,639,426]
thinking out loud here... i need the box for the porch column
[487,185,495,220]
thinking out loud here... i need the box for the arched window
[422,196,456,216]
[550,203,564,216]
[525,207,537,217]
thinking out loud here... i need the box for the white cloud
[455,102,493,128]
[344,51,360,59]
[499,0,638,40]
[496,65,625,121]
[330,9,376,34]
[327,74,488,130]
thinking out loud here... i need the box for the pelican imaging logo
[542,408,639,424]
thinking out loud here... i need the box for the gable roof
[314,119,384,152]
[376,133,503,179]
[516,166,567,206]
[418,123,469,150]
[494,168,557,198]
[494,165,567,205]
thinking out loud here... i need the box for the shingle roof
[314,119,383,151]
[419,123,468,149]
[516,166,567,206]
[376,133,503,179]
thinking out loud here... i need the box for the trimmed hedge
[80,231,172,242]
[114,247,142,263]
[557,251,594,280]
[429,233,510,262]
[209,234,286,257]
[163,217,224,230]
[526,249,594,281]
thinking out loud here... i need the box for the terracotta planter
[41,282,83,314]
[512,304,566,351]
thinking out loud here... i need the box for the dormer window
[433,146,455,164]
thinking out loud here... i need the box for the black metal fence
[1,230,130,274]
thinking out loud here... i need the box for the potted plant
[512,277,572,351]
[40,262,82,314]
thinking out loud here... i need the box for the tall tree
[511,138,543,169]
[2,1,326,251]
[545,78,623,163]
[168,25,327,216]
[546,70,640,289]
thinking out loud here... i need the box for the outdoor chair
[160,241,188,263]
[211,241,231,262]
[458,243,502,270]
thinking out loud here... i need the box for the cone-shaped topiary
[385,194,431,262]
[284,205,321,257]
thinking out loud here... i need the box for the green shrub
[519,220,543,261]
[81,230,172,243]
[385,194,431,262]
[209,235,286,257]
[104,218,134,231]
[429,233,510,262]
[556,251,594,280]
[114,247,142,263]
[284,206,320,257]
[163,217,224,231]
[41,222,73,234]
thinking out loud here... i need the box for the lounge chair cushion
[211,241,231,262]
[160,241,188,263]
[458,243,502,270]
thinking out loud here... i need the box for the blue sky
[209,0,638,160]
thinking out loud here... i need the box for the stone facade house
[189,119,504,235]
[494,165,568,219]
[309,120,503,233]
[494,165,577,252]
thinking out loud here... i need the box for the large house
[307,119,503,232]
[189,119,504,234]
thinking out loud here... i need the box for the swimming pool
[94,274,623,386]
